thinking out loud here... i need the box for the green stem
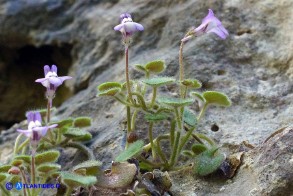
[63,142,95,160]
[47,99,54,143]
[170,120,176,149]
[150,87,157,108]
[183,86,188,99]
[191,133,204,144]
[20,167,31,196]
[0,184,10,196]
[178,127,194,153]
[16,138,30,154]
[174,107,182,131]
[131,110,138,131]
[169,131,181,167]
[65,187,73,196]
[148,122,156,160]
[126,106,131,149]
[131,92,148,111]
[31,155,36,196]
[14,133,23,155]
[114,95,132,106]
[197,103,208,122]
[155,136,169,165]
[142,71,150,96]
[192,133,215,146]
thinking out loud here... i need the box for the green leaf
[73,160,102,176]
[145,60,165,73]
[190,92,206,102]
[35,150,60,165]
[181,79,202,89]
[54,118,74,128]
[202,91,231,107]
[143,77,175,87]
[115,140,144,162]
[64,128,92,141]
[74,117,92,128]
[0,165,12,172]
[97,82,122,91]
[14,155,31,165]
[133,64,147,72]
[182,150,194,157]
[7,175,21,184]
[11,159,23,166]
[194,147,225,176]
[97,87,121,96]
[144,113,168,122]
[158,97,194,107]
[191,144,208,155]
[0,173,10,182]
[37,163,61,173]
[61,172,97,187]
[183,109,197,127]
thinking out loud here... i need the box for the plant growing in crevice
[98,9,231,176]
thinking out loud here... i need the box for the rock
[0,0,292,195]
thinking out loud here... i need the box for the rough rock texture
[0,0,292,195]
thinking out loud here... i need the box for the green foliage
[0,173,10,182]
[134,64,147,72]
[181,150,194,157]
[0,165,11,173]
[183,108,197,127]
[13,155,31,165]
[73,117,92,128]
[98,82,122,91]
[192,144,208,155]
[145,60,165,73]
[72,160,102,176]
[64,128,92,141]
[190,91,206,102]
[35,150,60,165]
[203,91,231,107]
[158,97,194,107]
[181,79,202,89]
[145,113,168,122]
[37,163,61,173]
[61,171,97,187]
[115,140,144,162]
[194,147,225,176]
[55,118,74,128]
[97,87,121,96]
[143,77,175,87]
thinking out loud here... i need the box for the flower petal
[35,78,47,83]
[58,76,72,83]
[17,129,32,138]
[44,65,50,76]
[114,23,124,31]
[33,127,48,137]
[133,22,144,31]
[202,9,215,24]
[26,112,34,123]
[207,26,229,39]
[48,77,62,87]
[51,65,57,73]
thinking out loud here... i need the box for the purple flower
[194,9,229,39]
[114,13,144,38]
[35,65,72,103]
[17,111,57,143]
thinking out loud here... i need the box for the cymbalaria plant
[98,9,231,173]
[0,65,99,196]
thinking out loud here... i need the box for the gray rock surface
[0,0,292,195]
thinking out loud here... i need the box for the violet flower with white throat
[114,13,144,45]
[194,9,229,39]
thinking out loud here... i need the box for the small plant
[0,65,98,195]
[98,9,231,174]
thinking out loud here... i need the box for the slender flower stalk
[114,13,144,148]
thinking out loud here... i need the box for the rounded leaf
[145,113,168,122]
[97,87,121,96]
[190,92,206,103]
[115,140,144,162]
[61,172,97,187]
[54,118,73,128]
[37,163,61,173]
[0,173,10,182]
[133,64,147,72]
[64,128,92,141]
[97,82,122,91]
[158,97,194,107]
[73,117,92,128]
[191,144,208,155]
[0,165,12,173]
[143,77,175,87]
[181,79,202,89]
[202,91,231,107]
[73,160,102,176]
[182,150,194,157]
[183,109,197,127]
[145,60,165,73]
[35,150,60,165]
[194,147,226,176]
[14,155,31,165]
